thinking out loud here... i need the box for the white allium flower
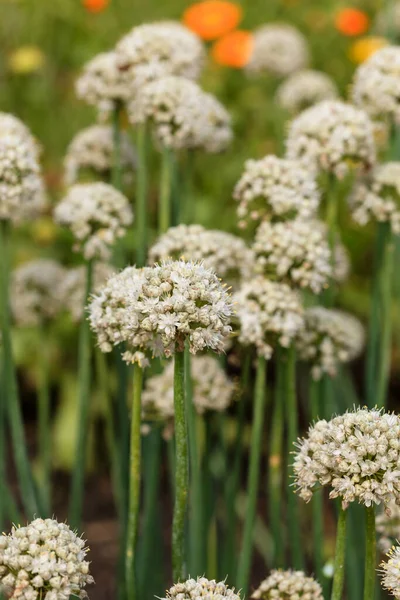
[285,100,376,179]
[251,570,323,599]
[148,224,254,289]
[0,518,93,600]
[11,259,66,326]
[0,134,46,223]
[381,545,400,598]
[376,501,400,554]
[89,260,232,363]
[165,577,241,600]
[276,69,338,114]
[54,182,133,260]
[294,407,400,508]
[233,277,304,359]
[334,242,351,284]
[350,162,400,234]
[60,263,115,322]
[246,24,309,77]
[252,219,332,294]
[352,46,400,124]
[0,112,40,158]
[233,155,320,229]
[64,125,136,186]
[296,307,365,380]
[200,92,233,153]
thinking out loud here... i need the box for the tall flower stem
[324,174,339,308]
[159,146,173,234]
[331,504,347,600]
[172,348,188,582]
[69,259,94,531]
[38,323,51,515]
[364,506,376,600]
[112,100,123,191]
[310,377,324,587]
[237,355,267,594]
[135,123,148,267]
[125,362,143,600]
[0,219,37,517]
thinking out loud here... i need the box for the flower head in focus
[335,8,369,37]
[276,69,338,114]
[165,577,241,599]
[212,30,254,68]
[251,569,323,599]
[183,0,242,41]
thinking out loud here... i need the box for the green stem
[364,507,376,600]
[324,174,339,308]
[112,100,123,191]
[68,259,94,531]
[172,348,188,582]
[331,504,347,600]
[159,146,173,234]
[182,150,194,225]
[135,123,148,267]
[38,322,51,515]
[236,355,267,594]
[310,377,324,587]
[125,363,143,600]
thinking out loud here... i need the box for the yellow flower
[348,36,388,64]
[8,46,45,74]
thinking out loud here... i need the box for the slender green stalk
[38,323,51,515]
[5,486,21,524]
[0,351,5,529]
[69,259,94,530]
[324,175,339,308]
[135,123,148,267]
[112,100,123,191]
[125,363,143,600]
[182,150,194,225]
[172,348,188,582]
[159,146,173,234]
[236,355,267,594]
[364,507,376,600]
[331,504,347,600]
[310,377,324,586]
[207,511,218,580]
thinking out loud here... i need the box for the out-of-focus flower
[276,69,338,114]
[211,30,254,68]
[0,112,40,158]
[8,46,45,74]
[335,8,369,37]
[348,36,388,64]
[83,0,109,12]
[165,577,241,599]
[376,0,400,37]
[183,1,242,41]
[376,502,400,554]
[61,263,115,322]
[381,544,400,598]
[252,570,323,599]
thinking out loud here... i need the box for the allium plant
[60,263,115,322]
[275,69,338,114]
[164,577,241,600]
[246,24,309,76]
[0,111,41,158]
[381,544,400,598]
[251,570,323,599]
[376,501,400,553]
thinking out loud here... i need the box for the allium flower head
[54,182,133,260]
[376,501,400,554]
[89,260,232,364]
[64,125,136,186]
[285,100,376,179]
[293,407,400,507]
[252,219,332,294]
[296,307,365,380]
[200,92,233,153]
[246,24,309,76]
[148,224,254,289]
[251,570,323,599]
[60,263,115,322]
[0,517,93,600]
[381,544,400,598]
[233,155,320,229]
[276,69,338,114]
[0,112,40,158]
[165,577,241,600]
[233,277,304,359]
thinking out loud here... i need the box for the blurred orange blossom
[335,8,369,36]
[349,36,388,63]
[212,30,254,68]
[82,0,109,13]
[183,0,242,41]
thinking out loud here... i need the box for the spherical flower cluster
[296,307,365,380]
[11,259,66,326]
[233,277,304,359]
[246,24,309,76]
[0,112,40,158]
[285,100,376,179]
[164,577,241,600]
[0,518,93,600]
[376,502,400,553]
[350,162,400,234]
[352,46,400,124]
[293,407,400,507]
[54,182,133,260]
[251,570,323,599]
[0,134,46,223]
[60,263,115,322]
[89,260,233,363]
[276,70,338,114]
[233,155,320,229]
[64,125,136,186]
[148,224,254,288]
[381,544,400,597]
[252,219,332,294]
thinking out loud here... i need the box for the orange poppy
[335,8,369,36]
[83,0,109,13]
[183,0,242,41]
[212,30,254,68]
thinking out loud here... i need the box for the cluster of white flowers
[276,70,338,114]
[0,518,93,600]
[376,501,400,553]
[381,544,400,598]
[148,224,254,288]
[0,112,40,158]
[334,242,351,284]
[200,92,233,154]
[164,577,241,600]
[233,155,320,228]
[286,100,376,179]
[0,134,46,223]
[11,259,66,326]
[246,24,309,76]
[350,162,400,234]
[60,263,115,322]
[233,277,304,359]
[64,125,136,186]
[252,219,332,294]
[54,182,133,260]
[293,407,400,507]
[251,570,323,599]
[89,260,232,363]
[296,307,365,380]
[352,46,400,124]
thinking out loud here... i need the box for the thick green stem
[38,323,51,515]
[324,175,339,308]
[69,259,94,530]
[159,146,173,234]
[364,507,376,600]
[310,377,324,586]
[125,363,143,600]
[331,505,347,600]
[172,349,188,582]
[135,123,148,267]
[112,101,123,191]
[236,355,267,594]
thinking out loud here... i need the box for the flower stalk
[159,145,173,234]
[364,506,376,600]
[135,123,148,267]
[38,322,51,515]
[331,504,347,600]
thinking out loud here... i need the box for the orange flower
[348,36,388,63]
[83,0,109,13]
[212,30,254,68]
[183,0,242,41]
[335,8,369,36]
